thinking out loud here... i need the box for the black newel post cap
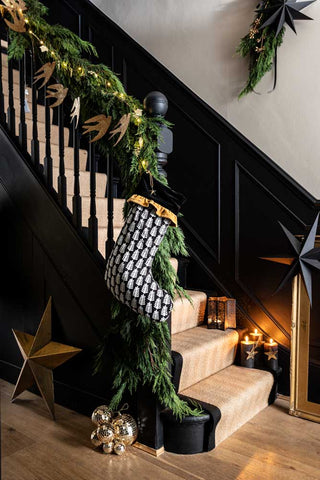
[135,173,186,216]
[143,91,168,117]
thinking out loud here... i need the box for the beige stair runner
[172,326,239,391]
[181,365,274,446]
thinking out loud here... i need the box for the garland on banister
[237,0,315,97]
[2,0,201,419]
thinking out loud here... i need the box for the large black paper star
[260,214,320,305]
[258,0,316,37]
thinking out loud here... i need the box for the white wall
[92,0,320,198]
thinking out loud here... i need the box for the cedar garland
[5,0,201,419]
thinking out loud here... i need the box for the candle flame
[254,329,258,334]
[270,338,273,344]
[245,335,249,342]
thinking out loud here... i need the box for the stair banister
[57,103,67,208]
[43,83,53,189]
[105,152,114,260]
[72,117,82,230]
[7,33,15,135]
[18,54,27,151]
[88,138,98,251]
[143,91,172,178]
[0,36,5,125]
[30,50,40,169]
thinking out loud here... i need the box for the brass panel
[290,274,320,422]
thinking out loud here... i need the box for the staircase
[0,34,279,455]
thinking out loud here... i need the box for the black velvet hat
[134,173,186,216]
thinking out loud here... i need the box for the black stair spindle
[0,39,5,124]
[18,55,27,151]
[72,118,82,230]
[30,50,39,168]
[88,139,98,251]
[58,103,67,208]
[6,34,15,135]
[105,152,115,260]
[43,84,53,188]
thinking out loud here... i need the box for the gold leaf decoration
[46,83,68,108]
[109,113,131,146]
[70,96,81,129]
[82,114,112,143]
[33,62,56,89]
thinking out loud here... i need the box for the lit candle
[249,328,263,345]
[240,335,256,368]
[264,338,278,371]
[249,329,264,368]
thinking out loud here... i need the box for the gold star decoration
[11,297,81,419]
[246,345,258,360]
[264,350,278,361]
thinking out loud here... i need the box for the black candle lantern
[207,297,236,330]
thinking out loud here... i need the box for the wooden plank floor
[1,379,320,480]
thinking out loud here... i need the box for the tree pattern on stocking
[105,204,173,322]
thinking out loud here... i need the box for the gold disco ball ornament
[90,429,102,447]
[96,423,115,444]
[112,413,138,446]
[102,441,114,454]
[113,441,126,456]
[91,405,113,425]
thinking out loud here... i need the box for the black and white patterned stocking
[105,204,173,322]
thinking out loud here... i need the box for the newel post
[143,91,173,178]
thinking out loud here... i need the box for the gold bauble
[112,413,138,446]
[102,441,114,454]
[113,441,126,456]
[96,423,115,444]
[91,405,113,425]
[90,429,102,447]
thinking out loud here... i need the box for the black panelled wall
[41,0,320,394]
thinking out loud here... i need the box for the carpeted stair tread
[172,327,239,391]
[181,365,274,446]
[172,290,206,335]
[67,195,125,228]
[18,116,70,147]
[52,167,107,197]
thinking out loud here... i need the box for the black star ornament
[257,0,316,37]
[260,213,320,306]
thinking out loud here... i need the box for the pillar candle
[264,338,278,371]
[240,336,256,368]
[249,329,263,344]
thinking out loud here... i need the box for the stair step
[39,142,87,172]
[22,116,71,147]
[172,326,238,391]
[67,195,125,228]
[181,365,274,446]
[172,290,206,335]
[52,167,106,197]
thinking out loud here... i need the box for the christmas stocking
[105,173,185,322]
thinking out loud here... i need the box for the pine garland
[237,1,285,97]
[4,0,201,419]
